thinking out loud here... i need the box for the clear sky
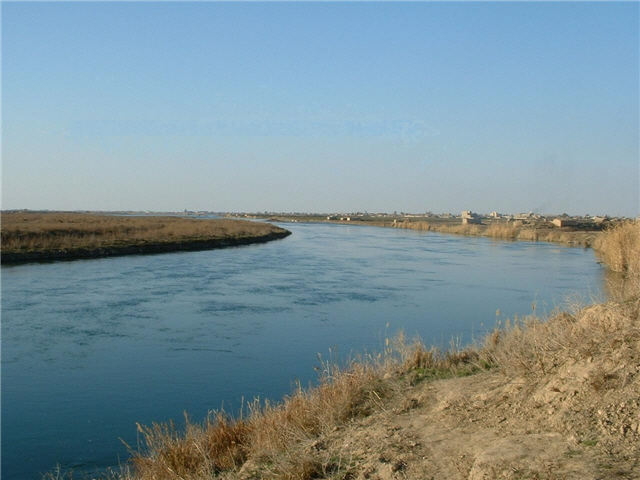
[3,2,639,216]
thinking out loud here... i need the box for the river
[1,222,605,479]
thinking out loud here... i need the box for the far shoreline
[1,230,292,265]
[260,214,603,247]
[1,213,292,265]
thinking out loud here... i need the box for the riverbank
[1,213,291,264]
[389,220,599,247]
[259,214,603,247]
[77,221,639,480]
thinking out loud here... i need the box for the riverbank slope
[1,213,291,264]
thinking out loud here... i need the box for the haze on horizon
[3,2,639,218]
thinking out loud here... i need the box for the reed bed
[594,220,640,275]
[392,220,599,246]
[593,220,640,299]
[1,212,289,260]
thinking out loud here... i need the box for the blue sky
[3,2,638,216]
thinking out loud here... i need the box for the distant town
[4,209,631,231]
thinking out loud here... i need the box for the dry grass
[594,220,640,275]
[483,299,639,378]
[115,353,403,480]
[593,220,640,300]
[484,221,640,378]
[393,219,599,246]
[65,337,482,480]
[1,212,288,255]
[129,412,251,478]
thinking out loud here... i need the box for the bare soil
[247,329,639,480]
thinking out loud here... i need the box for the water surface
[2,223,604,479]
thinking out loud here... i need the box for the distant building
[553,218,577,228]
[461,211,481,224]
[460,210,480,224]
[490,211,501,218]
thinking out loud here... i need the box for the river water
[1,222,605,479]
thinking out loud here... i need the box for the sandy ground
[236,333,640,480]
[321,360,637,480]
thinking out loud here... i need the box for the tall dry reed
[594,220,640,275]
[393,219,598,246]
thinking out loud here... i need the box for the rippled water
[2,223,605,479]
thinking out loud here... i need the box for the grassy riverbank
[259,214,604,247]
[1,212,291,264]
[59,221,639,480]
[390,220,600,247]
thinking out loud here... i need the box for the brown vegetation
[594,220,640,275]
[1,212,291,263]
[66,338,484,480]
[47,221,640,480]
[593,220,640,300]
[392,220,600,247]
